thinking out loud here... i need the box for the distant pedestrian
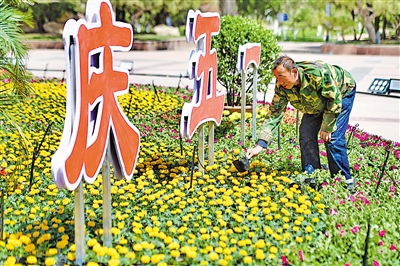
[246,55,357,191]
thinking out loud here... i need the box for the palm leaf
[0,3,33,96]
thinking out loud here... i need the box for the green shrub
[212,15,281,106]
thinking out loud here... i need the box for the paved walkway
[25,41,400,142]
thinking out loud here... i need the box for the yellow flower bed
[0,81,324,265]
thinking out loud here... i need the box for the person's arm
[247,88,288,158]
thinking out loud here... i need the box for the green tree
[20,1,79,33]
[110,0,202,31]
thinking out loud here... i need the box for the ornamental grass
[0,79,399,266]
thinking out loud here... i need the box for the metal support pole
[208,121,214,166]
[198,124,205,174]
[240,71,246,145]
[102,144,112,247]
[278,126,281,150]
[0,189,4,241]
[295,110,299,142]
[252,69,258,141]
[74,182,85,265]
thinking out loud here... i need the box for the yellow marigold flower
[208,252,219,261]
[26,256,37,264]
[86,262,99,266]
[4,257,17,265]
[306,226,313,233]
[296,236,303,243]
[171,250,180,258]
[187,250,197,259]
[25,243,35,253]
[133,244,142,251]
[294,220,302,226]
[108,259,120,266]
[45,257,56,266]
[264,226,273,234]
[312,217,320,223]
[255,250,266,260]
[219,259,228,266]
[140,255,150,264]
[269,246,278,254]
[243,256,252,264]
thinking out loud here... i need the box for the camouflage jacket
[258,60,356,145]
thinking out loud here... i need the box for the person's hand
[320,130,332,142]
[246,145,263,159]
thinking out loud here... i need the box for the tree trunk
[219,0,238,16]
[382,16,387,39]
[356,1,376,42]
[364,18,376,43]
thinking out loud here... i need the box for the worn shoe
[347,179,356,193]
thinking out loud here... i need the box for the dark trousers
[299,87,356,182]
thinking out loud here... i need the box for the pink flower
[336,224,343,229]
[390,185,396,192]
[330,208,338,215]
[365,179,371,185]
[339,199,345,204]
[324,232,329,237]
[378,240,384,246]
[298,250,304,262]
[345,263,351,266]
[350,226,361,234]
[373,260,381,266]
[353,164,360,171]
[281,255,290,265]
[378,230,386,237]
[348,195,356,202]
[390,244,397,251]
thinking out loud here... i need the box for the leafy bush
[212,15,281,106]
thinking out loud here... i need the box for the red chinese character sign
[51,0,140,191]
[236,43,261,144]
[180,10,224,139]
[180,10,225,171]
[51,0,139,263]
